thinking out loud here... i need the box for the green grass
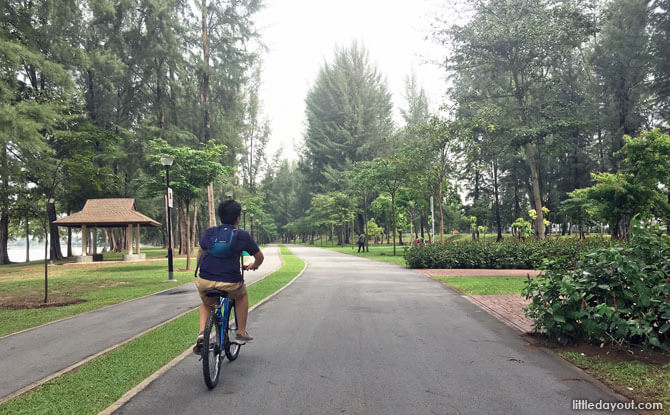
[435,276,527,295]
[561,352,670,413]
[0,259,190,337]
[0,251,306,415]
[308,244,408,266]
[278,244,293,255]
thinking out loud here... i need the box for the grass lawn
[313,244,408,266]
[0,249,305,415]
[435,276,527,295]
[0,258,191,337]
[561,352,670,414]
[278,244,293,255]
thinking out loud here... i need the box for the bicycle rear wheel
[202,313,222,389]
[224,301,241,361]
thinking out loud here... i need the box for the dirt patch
[1,297,86,310]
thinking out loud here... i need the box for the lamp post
[225,191,233,200]
[257,221,262,244]
[160,156,175,281]
[242,205,246,230]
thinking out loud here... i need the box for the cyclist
[193,199,264,354]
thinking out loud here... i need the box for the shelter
[54,199,160,262]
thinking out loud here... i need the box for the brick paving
[423,268,539,333]
[466,294,534,334]
[420,269,541,277]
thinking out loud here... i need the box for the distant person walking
[357,234,366,253]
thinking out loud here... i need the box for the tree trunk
[178,199,186,255]
[43,226,48,303]
[207,183,216,227]
[613,215,631,241]
[201,0,211,141]
[420,214,424,239]
[186,201,192,270]
[0,145,10,265]
[192,200,199,255]
[391,193,397,256]
[437,179,444,243]
[524,142,545,239]
[48,201,63,261]
[26,220,30,262]
[493,160,503,242]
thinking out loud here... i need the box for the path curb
[98,258,309,415]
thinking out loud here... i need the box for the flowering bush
[404,235,609,269]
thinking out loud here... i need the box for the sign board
[167,187,173,208]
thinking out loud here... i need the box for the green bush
[404,235,609,269]
[523,224,670,349]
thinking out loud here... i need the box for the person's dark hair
[218,199,241,225]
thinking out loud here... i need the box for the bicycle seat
[204,289,229,298]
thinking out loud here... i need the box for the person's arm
[246,251,264,270]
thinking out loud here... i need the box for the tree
[441,0,595,239]
[303,42,394,190]
[147,140,230,269]
[592,0,651,169]
[567,129,670,240]
[361,151,413,255]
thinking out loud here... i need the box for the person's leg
[235,293,250,336]
[199,303,213,332]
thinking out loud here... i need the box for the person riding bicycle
[193,199,264,354]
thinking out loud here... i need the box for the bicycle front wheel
[202,313,222,389]
[224,301,241,361]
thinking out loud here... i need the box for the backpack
[194,225,237,278]
[208,225,237,258]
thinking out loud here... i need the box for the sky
[254,0,451,161]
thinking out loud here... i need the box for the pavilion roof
[54,199,160,228]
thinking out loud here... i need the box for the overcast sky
[255,0,450,160]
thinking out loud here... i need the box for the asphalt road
[0,246,282,400]
[116,246,629,415]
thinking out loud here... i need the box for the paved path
[116,246,627,415]
[0,246,282,401]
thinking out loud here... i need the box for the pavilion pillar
[127,224,133,255]
[135,224,140,254]
[92,226,97,255]
[81,224,87,257]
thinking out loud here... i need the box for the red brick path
[466,294,534,333]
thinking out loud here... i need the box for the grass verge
[0,249,305,415]
[435,276,526,295]
[310,244,408,266]
[0,259,189,337]
[278,244,293,255]
[561,352,670,414]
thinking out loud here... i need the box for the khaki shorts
[195,277,247,307]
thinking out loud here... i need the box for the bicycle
[201,288,241,389]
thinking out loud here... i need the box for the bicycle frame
[214,296,237,346]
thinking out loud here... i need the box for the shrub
[404,235,609,269]
[523,224,670,349]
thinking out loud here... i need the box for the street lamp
[160,155,175,281]
[242,205,246,230]
[225,191,233,200]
